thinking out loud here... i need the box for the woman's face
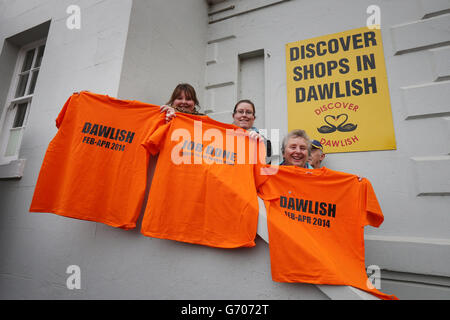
[283,136,309,167]
[172,90,195,112]
[232,102,255,130]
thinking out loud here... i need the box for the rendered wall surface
[117,0,208,105]
[0,0,326,300]
[0,0,449,300]
[204,0,450,299]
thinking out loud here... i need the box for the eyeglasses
[235,110,254,116]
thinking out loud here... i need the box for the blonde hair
[281,129,311,155]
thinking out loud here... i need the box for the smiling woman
[232,99,255,130]
[280,129,313,169]
[232,99,272,163]
[160,83,204,121]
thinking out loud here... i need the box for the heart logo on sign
[317,114,358,134]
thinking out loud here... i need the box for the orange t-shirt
[141,112,266,248]
[256,165,398,300]
[29,92,164,229]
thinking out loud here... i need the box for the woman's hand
[248,130,263,140]
[160,105,176,122]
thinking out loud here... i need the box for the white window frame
[0,38,46,166]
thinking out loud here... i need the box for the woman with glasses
[232,99,272,163]
[162,95,271,162]
[232,99,257,131]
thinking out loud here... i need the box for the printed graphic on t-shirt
[280,195,336,228]
[80,122,136,152]
[176,139,237,165]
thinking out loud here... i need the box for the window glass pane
[34,45,45,68]
[5,128,22,157]
[12,103,28,128]
[15,73,29,98]
[21,49,35,72]
[28,70,39,95]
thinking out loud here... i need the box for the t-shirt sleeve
[361,179,384,227]
[254,164,272,188]
[55,94,75,129]
[141,121,171,155]
[254,164,281,201]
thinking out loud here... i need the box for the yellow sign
[286,26,396,153]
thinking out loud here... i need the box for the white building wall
[117,0,208,104]
[0,0,132,299]
[0,0,327,300]
[0,0,449,300]
[114,0,328,300]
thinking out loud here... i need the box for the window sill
[0,159,26,180]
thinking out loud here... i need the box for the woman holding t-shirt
[160,83,204,121]
[161,89,271,162]
[231,99,272,163]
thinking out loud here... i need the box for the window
[0,39,46,165]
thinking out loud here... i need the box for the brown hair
[166,83,200,108]
[233,99,256,117]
